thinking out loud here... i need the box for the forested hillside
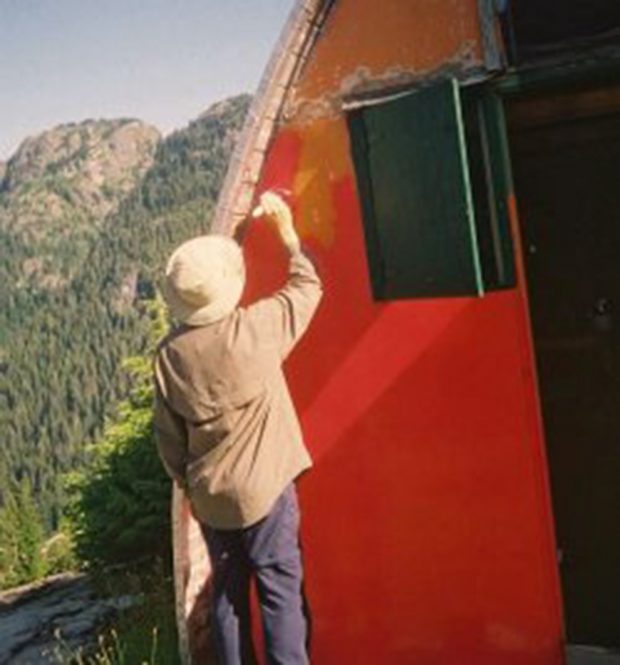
[0,95,251,530]
[0,119,160,293]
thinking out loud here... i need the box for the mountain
[0,95,251,528]
[0,119,160,289]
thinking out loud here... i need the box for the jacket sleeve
[153,382,188,488]
[244,250,323,360]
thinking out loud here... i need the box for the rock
[2,119,160,207]
[0,573,141,664]
[0,118,161,286]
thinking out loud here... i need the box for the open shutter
[348,78,483,299]
[348,77,515,300]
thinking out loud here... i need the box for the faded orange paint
[291,0,484,113]
[291,118,352,248]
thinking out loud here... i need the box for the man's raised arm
[244,191,323,360]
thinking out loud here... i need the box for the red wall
[239,1,565,661]
[240,128,564,665]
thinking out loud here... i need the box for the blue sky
[0,0,295,159]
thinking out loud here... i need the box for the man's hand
[252,191,301,254]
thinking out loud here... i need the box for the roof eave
[212,0,334,235]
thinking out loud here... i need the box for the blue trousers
[201,485,310,665]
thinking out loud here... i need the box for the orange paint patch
[291,117,352,248]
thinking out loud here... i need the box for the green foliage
[41,524,78,576]
[0,478,46,588]
[0,95,251,548]
[66,299,172,567]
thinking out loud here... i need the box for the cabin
[173,1,620,663]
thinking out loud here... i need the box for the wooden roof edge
[212,0,333,235]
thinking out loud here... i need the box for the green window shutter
[348,78,515,300]
[461,89,516,290]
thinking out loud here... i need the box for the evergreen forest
[0,95,251,587]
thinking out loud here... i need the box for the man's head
[163,235,246,326]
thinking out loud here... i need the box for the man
[153,191,323,664]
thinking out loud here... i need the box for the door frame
[493,58,620,649]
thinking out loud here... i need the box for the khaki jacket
[153,251,323,529]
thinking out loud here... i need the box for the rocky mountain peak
[2,119,160,223]
[0,118,161,286]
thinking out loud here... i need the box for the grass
[53,559,181,665]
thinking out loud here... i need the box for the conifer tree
[15,478,46,581]
[0,478,45,588]
[0,94,251,558]
[66,299,172,567]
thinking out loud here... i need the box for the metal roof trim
[212,0,333,235]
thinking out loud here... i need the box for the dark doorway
[511,0,620,45]
[504,0,620,62]
[508,85,620,647]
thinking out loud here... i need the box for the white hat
[163,235,245,326]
